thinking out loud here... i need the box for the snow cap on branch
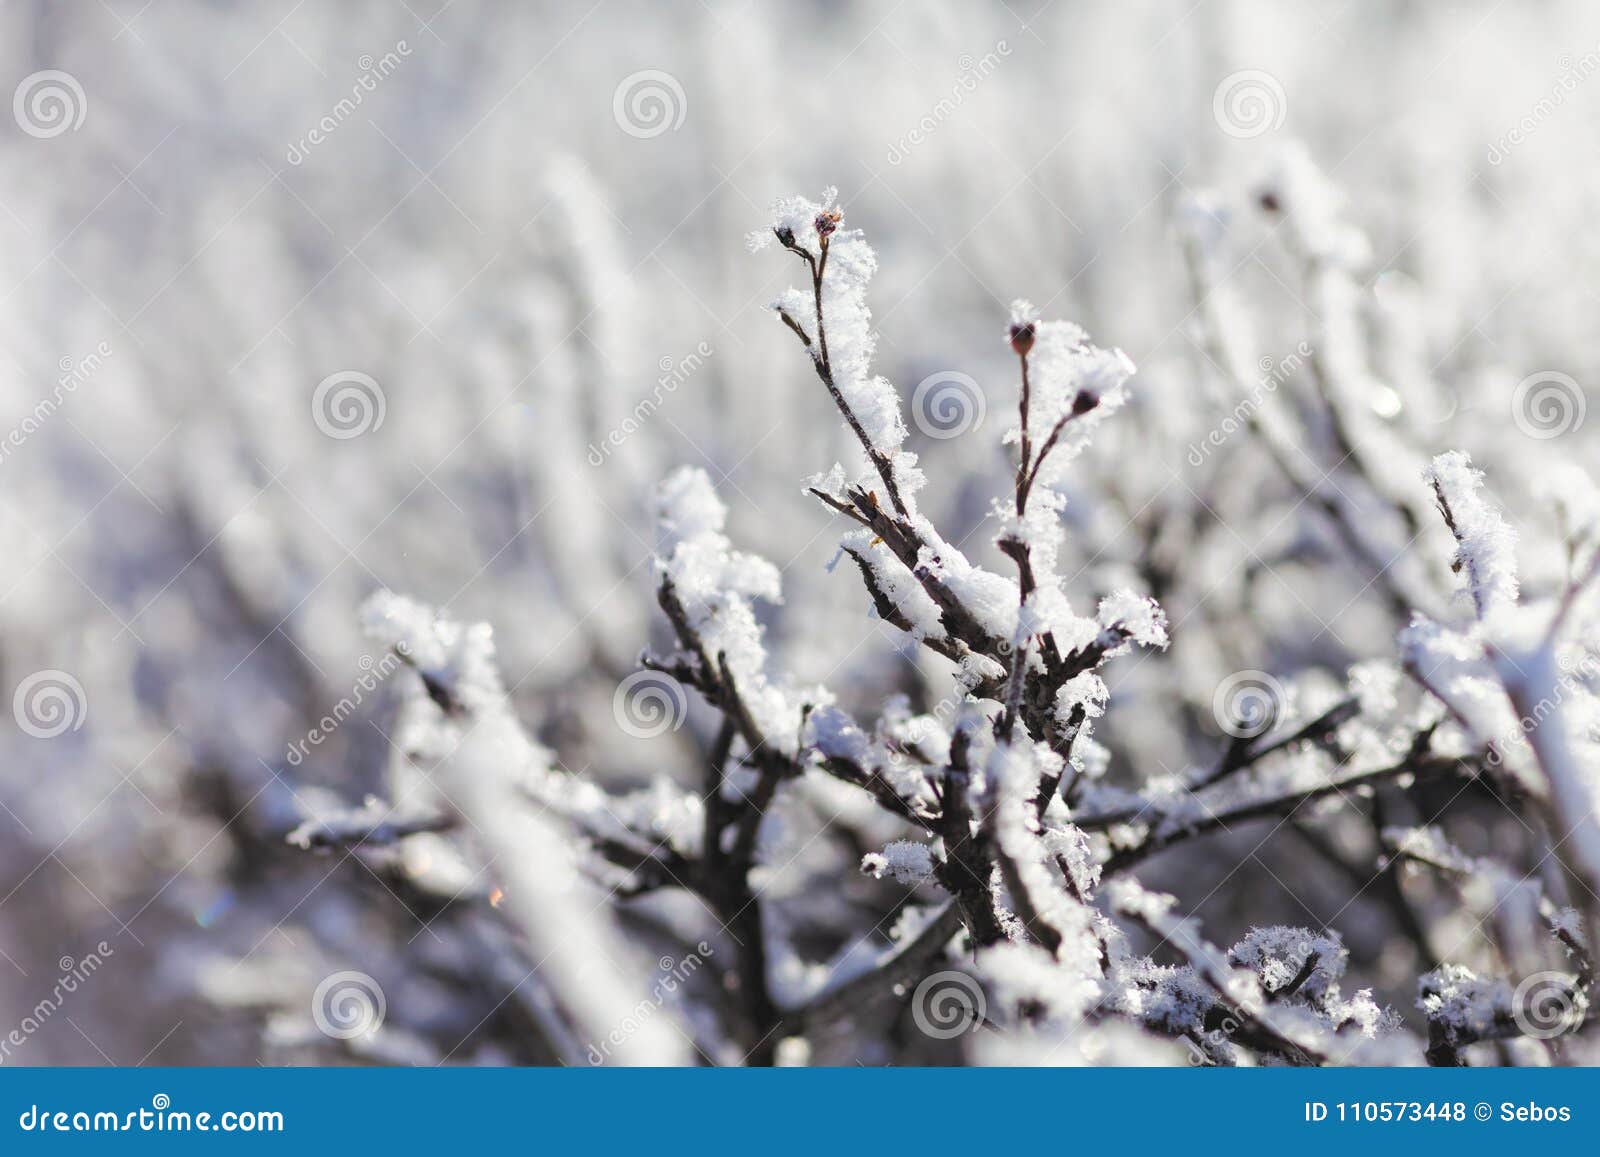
[1011,320,1136,488]
[1007,298,1039,355]
[656,465,783,608]
[1227,926,1345,1003]
[654,466,820,751]
[1096,590,1170,654]
[1055,670,1109,724]
[1425,451,1519,621]
[360,590,504,719]
[747,186,841,255]
[861,840,934,885]
[753,188,913,479]
[1418,963,1511,1043]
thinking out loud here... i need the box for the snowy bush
[300,180,1595,1067]
[8,2,1600,1069]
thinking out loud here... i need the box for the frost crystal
[861,840,934,885]
[1424,451,1519,620]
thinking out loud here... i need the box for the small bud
[1257,188,1281,214]
[815,208,842,239]
[1009,321,1036,357]
[774,225,796,247]
[1071,389,1098,416]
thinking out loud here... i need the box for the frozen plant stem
[775,219,909,518]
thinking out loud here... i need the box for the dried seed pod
[1009,321,1036,356]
